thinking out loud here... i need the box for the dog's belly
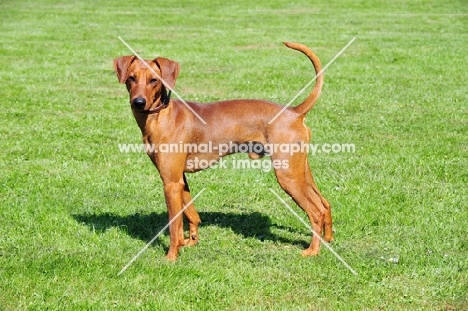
[184,153,223,173]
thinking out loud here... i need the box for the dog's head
[113,56,180,112]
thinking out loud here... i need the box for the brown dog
[113,42,333,260]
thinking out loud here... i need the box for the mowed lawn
[1,0,467,309]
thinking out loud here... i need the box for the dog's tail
[283,42,323,114]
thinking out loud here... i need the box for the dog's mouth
[131,90,171,114]
[131,98,168,114]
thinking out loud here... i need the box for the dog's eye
[149,78,158,84]
[128,76,136,83]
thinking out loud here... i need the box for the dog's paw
[301,248,319,257]
[165,252,179,261]
[184,235,198,246]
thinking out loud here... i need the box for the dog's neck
[131,88,172,133]
[132,100,173,137]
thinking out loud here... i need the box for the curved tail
[283,42,323,114]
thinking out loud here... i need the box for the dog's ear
[113,56,136,84]
[154,57,180,90]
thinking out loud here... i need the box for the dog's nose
[132,97,146,109]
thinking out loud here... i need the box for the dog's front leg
[163,179,186,261]
[157,157,187,261]
[182,174,201,246]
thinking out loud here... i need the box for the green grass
[1,0,467,309]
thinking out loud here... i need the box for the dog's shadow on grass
[73,210,309,250]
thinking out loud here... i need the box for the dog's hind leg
[272,152,327,256]
[304,159,333,242]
